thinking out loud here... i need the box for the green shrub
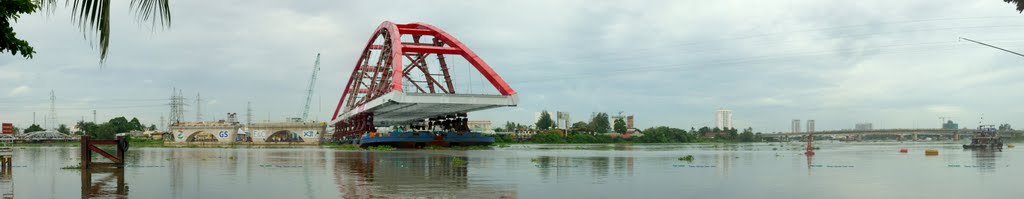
[678,155,694,162]
[368,145,396,151]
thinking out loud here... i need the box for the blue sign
[303,130,315,137]
[219,130,229,138]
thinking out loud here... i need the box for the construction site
[161,21,519,147]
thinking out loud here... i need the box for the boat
[962,125,1003,149]
[347,131,494,148]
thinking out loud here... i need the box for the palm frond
[130,0,171,29]
[33,0,171,62]
[1006,0,1024,13]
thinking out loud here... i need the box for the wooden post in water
[79,135,127,169]
[80,135,91,170]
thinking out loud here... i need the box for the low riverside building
[246,122,327,145]
[169,121,242,144]
[169,121,327,145]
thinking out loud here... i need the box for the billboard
[2,123,12,134]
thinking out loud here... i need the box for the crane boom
[301,53,321,121]
[959,37,1024,58]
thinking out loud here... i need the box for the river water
[0,142,1020,198]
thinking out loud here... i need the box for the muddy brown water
[0,142,1020,198]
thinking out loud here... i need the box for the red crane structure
[330,21,518,147]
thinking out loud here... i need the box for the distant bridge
[761,128,1024,140]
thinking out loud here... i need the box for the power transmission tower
[160,114,165,131]
[301,53,321,121]
[195,93,203,121]
[168,88,178,125]
[168,88,187,125]
[246,102,253,126]
[49,90,57,130]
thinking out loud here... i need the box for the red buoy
[899,148,908,153]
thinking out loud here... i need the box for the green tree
[613,118,626,133]
[566,133,596,143]
[531,130,566,143]
[637,126,690,143]
[92,123,116,139]
[504,121,518,132]
[24,124,44,132]
[57,124,70,134]
[739,128,754,142]
[570,121,591,134]
[535,111,554,130]
[999,124,1013,131]
[129,117,143,131]
[3,0,171,61]
[149,124,157,131]
[0,0,38,58]
[108,117,129,132]
[590,112,610,134]
[697,126,710,137]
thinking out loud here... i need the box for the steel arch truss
[331,21,517,139]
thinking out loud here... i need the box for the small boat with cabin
[963,125,1003,149]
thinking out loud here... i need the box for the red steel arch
[332,21,516,121]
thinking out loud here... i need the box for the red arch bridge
[330,21,518,147]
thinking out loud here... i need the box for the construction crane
[301,53,321,122]
[959,37,1024,58]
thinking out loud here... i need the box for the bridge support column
[897,134,903,142]
[912,133,918,141]
[953,132,960,141]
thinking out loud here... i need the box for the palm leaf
[33,0,171,62]
[1006,0,1024,13]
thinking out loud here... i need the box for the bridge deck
[332,92,518,126]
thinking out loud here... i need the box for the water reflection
[533,155,636,183]
[1,166,11,199]
[968,149,1000,173]
[1,144,1018,198]
[332,151,515,198]
[80,168,128,198]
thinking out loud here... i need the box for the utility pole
[160,114,165,132]
[196,93,202,121]
[49,90,57,130]
[92,110,96,123]
[246,102,253,126]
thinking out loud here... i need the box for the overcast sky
[2,0,1024,132]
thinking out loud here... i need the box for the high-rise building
[715,109,733,129]
[791,119,801,133]
[942,120,958,129]
[556,112,571,129]
[807,120,815,133]
[626,115,635,129]
[855,123,873,130]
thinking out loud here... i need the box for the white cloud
[7,86,30,96]
[2,0,1023,131]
